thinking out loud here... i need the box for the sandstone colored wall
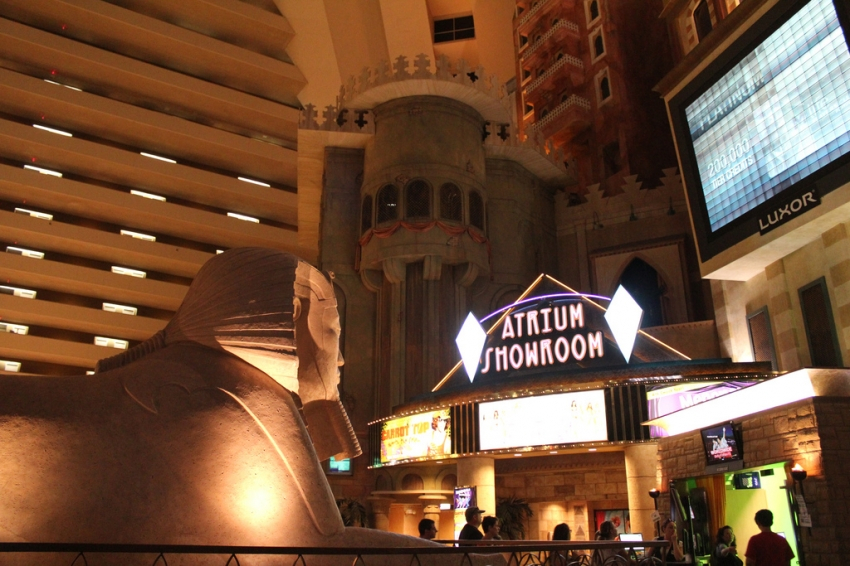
[495,452,629,541]
[656,398,850,565]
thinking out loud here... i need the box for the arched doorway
[617,258,666,328]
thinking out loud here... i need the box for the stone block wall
[496,452,629,541]
[655,399,850,565]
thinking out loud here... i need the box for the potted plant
[496,497,534,540]
[336,497,369,527]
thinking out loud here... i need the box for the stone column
[624,443,659,540]
[368,496,394,532]
[420,494,446,532]
[457,457,496,517]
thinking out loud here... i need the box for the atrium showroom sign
[455,285,643,381]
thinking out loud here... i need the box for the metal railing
[0,540,672,566]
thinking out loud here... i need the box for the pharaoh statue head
[97,247,360,461]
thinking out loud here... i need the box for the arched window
[376,184,398,224]
[694,1,713,41]
[441,474,458,491]
[556,52,564,60]
[618,258,666,328]
[360,195,373,234]
[469,191,485,231]
[401,474,424,490]
[594,34,605,58]
[405,180,431,219]
[590,0,600,21]
[540,108,549,118]
[600,76,611,100]
[440,183,462,221]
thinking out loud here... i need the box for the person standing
[418,518,438,540]
[745,509,794,566]
[458,507,485,541]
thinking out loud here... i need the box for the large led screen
[379,409,451,464]
[478,390,607,451]
[672,0,850,258]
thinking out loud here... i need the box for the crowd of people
[416,507,794,566]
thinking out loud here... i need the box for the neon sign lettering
[480,303,604,374]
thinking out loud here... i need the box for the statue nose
[337,351,344,367]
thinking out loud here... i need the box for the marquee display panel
[478,390,607,451]
[670,0,850,259]
[379,408,451,464]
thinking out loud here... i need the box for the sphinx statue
[0,249,479,565]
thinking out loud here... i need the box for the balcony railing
[0,540,673,566]
[530,94,592,131]
[524,53,584,95]
[522,20,581,61]
[517,0,553,28]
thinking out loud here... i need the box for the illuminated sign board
[379,409,451,464]
[478,390,607,450]
[475,300,608,380]
[669,0,850,260]
[647,380,758,438]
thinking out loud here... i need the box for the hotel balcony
[519,19,581,64]
[527,94,592,141]
[0,0,305,375]
[523,51,585,97]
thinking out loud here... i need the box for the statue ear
[293,296,302,322]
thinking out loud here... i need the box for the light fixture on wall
[791,463,807,496]
[649,488,661,537]
[592,212,604,230]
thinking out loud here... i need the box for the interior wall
[723,464,799,565]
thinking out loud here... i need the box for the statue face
[294,271,344,405]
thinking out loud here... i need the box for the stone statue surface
[0,248,465,565]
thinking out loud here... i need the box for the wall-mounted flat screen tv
[700,422,742,465]
[453,486,476,510]
[668,0,850,261]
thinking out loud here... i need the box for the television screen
[379,408,451,464]
[734,471,761,489]
[701,423,742,465]
[478,390,607,451]
[327,456,352,474]
[453,486,476,510]
[669,0,850,260]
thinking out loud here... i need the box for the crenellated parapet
[558,168,688,234]
[298,53,570,186]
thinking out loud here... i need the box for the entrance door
[725,487,768,553]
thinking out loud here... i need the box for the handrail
[0,540,672,566]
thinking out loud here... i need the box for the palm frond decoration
[496,496,534,540]
[336,497,369,527]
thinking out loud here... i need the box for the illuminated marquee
[479,390,607,450]
[379,408,451,464]
[453,285,644,383]
[480,302,604,375]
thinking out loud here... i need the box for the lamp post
[649,489,661,537]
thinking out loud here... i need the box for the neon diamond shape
[604,286,643,363]
[455,312,487,382]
